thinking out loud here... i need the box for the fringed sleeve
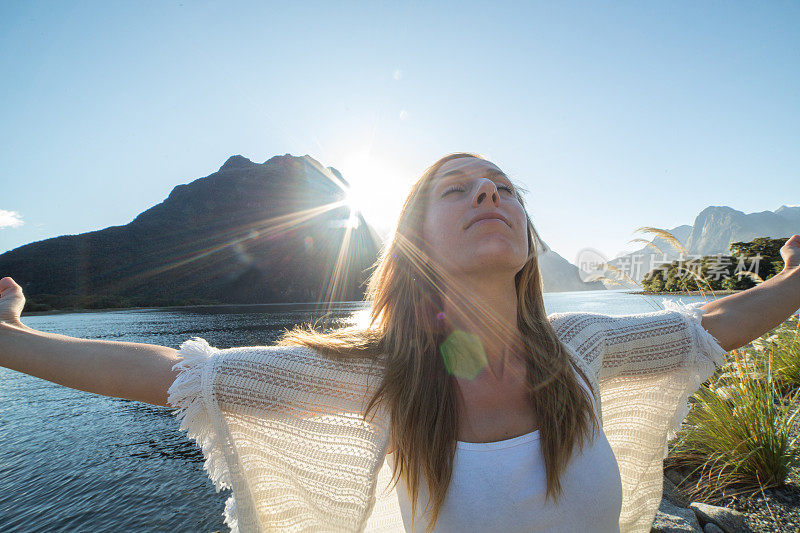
[168,340,393,532]
[599,299,730,533]
[550,299,731,533]
[166,337,241,533]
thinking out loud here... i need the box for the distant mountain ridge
[606,204,800,285]
[1,153,603,310]
[686,205,800,256]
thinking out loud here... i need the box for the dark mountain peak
[139,152,347,230]
[219,154,255,172]
[257,154,337,182]
[262,154,349,192]
[258,154,308,176]
[263,153,302,165]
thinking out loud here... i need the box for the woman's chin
[459,245,527,275]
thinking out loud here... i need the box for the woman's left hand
[780,234,800,272]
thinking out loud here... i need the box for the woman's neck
[440,275,524,381]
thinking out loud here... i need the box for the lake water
[0,290,733,532]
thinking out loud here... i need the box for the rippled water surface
[0,291,728,532]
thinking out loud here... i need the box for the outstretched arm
[0,277,183,407]
[697,235,800,352]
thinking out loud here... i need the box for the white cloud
[393,68,403,80]
[0,210,24,229]
[399,109,408,120]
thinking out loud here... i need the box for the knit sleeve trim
[661,299,730,444]
[166,337,240,532]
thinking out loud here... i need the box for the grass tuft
[665,316,800,505]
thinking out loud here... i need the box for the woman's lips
[466,212,511,229]
[472,218,507,227]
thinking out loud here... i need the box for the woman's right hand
[0,277,25,326]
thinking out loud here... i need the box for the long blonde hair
[280,152,599,530]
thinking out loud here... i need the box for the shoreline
[624,290,744,296]
[22,300,370,317]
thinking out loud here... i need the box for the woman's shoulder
[547,309,606,326]
[547,310,606,347]
[212,342,388,388]
[546,312,606,392]
[174,338,388,415]
[174,337,387,381]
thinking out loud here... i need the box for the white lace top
[166,299,729,533]
[393,366,623,532]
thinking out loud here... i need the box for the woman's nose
[472,179,500,208]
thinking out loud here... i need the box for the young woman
[1,152,799,533]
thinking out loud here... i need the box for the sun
[334,147,413,238]
[343,190,360,229]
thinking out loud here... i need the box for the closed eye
[440,182,515,198]
[441,184,467,197]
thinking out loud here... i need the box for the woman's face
[421,157,529,280]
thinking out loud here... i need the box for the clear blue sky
[1,1,798,264]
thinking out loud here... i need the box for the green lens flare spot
[440,330,488,379]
